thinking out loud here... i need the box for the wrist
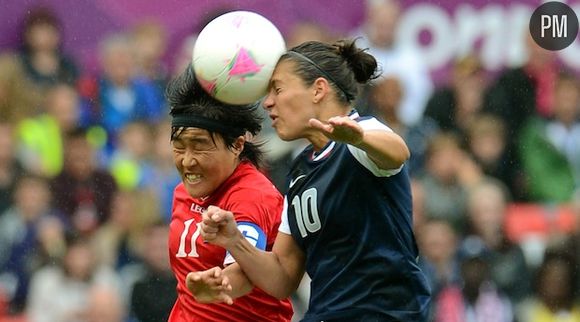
[225,229,245,250]
[351,131,365,147]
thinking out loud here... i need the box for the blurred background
[0,0,579,321]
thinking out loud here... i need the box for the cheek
[172,153,183,170]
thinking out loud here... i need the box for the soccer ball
[192,11,286,105]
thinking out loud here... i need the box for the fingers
[327,116,354,127]
[186,267,224,289]
[201,206,235,242]
[203,206,234,226]
[218,293,234,305]
[310,116,357,132]
[309,118,333,133]
[186,267,234,304]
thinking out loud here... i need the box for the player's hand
[201,205,241,249]
[186,267,234,305]
[309,116,364,146]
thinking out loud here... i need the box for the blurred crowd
[0,1,579,322]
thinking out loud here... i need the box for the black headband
[171,113,245,137]
[287,50,352,101]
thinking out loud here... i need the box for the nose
[182,149,199,167]
[262,91,274,110]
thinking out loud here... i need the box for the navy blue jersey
[279,115,431,322]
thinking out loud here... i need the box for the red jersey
[168,161,293,322]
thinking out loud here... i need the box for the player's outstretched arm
[202,206,306,299]
[309,116,410,170]
[186,265,253,305]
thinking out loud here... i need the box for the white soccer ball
[192,11,286,105]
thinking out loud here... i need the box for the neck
[308,102,350,151]
[309,132,330,151]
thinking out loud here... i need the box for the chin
[277,130,298,142]
[184,184,207,199]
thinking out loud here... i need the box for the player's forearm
[222,262,254,299]
[354,130,410,170]
[227,237,301,299]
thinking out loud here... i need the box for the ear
[232,135,246,157]
[312,77,330,103]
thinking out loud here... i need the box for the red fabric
[434,286,465,322]
[504,203,577,242]
[168,162,292,322]
[525,64,557,118]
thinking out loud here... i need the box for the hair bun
[333,39,379,84]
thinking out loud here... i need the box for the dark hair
[534,251,578,300]
[22,6,62,51]
[281,39,380,104]
[64,127,89,141]
[166,64,264,168]
[23,6,61,30]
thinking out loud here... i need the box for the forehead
[173,127,213,141]
[271,60,301,84]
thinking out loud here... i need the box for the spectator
[18,6,79,90]
[87,33,164,155]
[26,234,120,322]
[131,20,169,85]
[86,285,126,322]
[91,191,148,271]
[417,218,461,298]
[516,251,580,322]
[465,179,531,304]
[367,75,439,174]
[433,242,514,322]
[424,55,487,139]
[130,223,176,322]
[485,34,558,141]
[419,132,473,232]
[466,114,523,200]
[353,0,433,126]
[0,175,60,314]
[50,128,117,235]
[518,71,580,203]
[108,121,156,191]
[18,83,82,177]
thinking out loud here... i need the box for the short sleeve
[347,118,404,177]
[278,196,291,235]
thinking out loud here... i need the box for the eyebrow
[269,79,281,89]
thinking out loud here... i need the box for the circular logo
[529,1,579,51]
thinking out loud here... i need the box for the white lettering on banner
[395,3,580,72]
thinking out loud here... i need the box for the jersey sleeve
[226,188,277,230]
[347,117,404,177]
[278,196,291,235]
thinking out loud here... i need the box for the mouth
[270,115,278,126]
[184,173,202,184]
